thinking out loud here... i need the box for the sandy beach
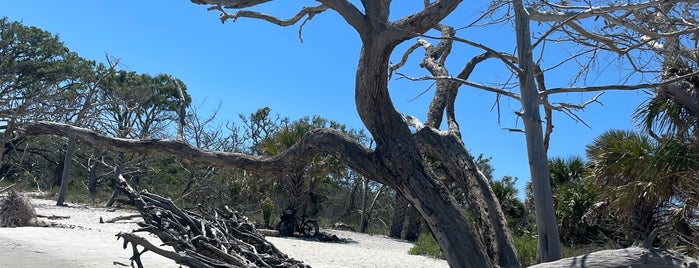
[0,198,448,268]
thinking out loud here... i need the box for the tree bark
[527,247,699,268]
[56,139,76,206]
[389,193,408,238]
[513,0,562,262]
[404,204,422,242]
[88,160,98,195]
[359,177,368,233]
[414,127,521,267]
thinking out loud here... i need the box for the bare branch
[213,4,329,26]
[398,74,521,100]
[391,0,463,40]
[21,121,388,185]
[542,70,699,95]
[389,42,423,78]
[527,0,684,22]
[419,33,521,74]
[191,0,272,9]
[315,0,365,33]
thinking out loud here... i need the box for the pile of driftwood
[112,167,310,268]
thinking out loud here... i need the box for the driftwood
[528,247,699,268]
[102,214,140,223]
[112,167,310,268]
[0,183,16,194]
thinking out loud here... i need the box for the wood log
[528,247,699,268]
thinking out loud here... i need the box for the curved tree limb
[403,25,520,266]
[314,0,365,33]
[392,0,463,41]
[413,126,521,268]
[21,121,389,186]
[212,4,328,26]
[191,0,272,9]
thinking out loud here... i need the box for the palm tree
[585,130,699,246]
[634,58,699,144]
[546,156,597,244]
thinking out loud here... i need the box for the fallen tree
[111,166,309,268]
[529,247,699,268]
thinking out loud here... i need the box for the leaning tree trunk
[410,23,520,267]
[56,139,76,206]
[354,35,492,266]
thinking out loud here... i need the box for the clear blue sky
[1,1,651,198]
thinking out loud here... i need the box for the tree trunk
[106,165,121,207]
[354,37,492,266]
[527,247,699,268]
[52,158,64,187]
[360,177,368,233]
[513,0,562,262]
[56,139,76,206]
[411,24,520,267]
[390,193,408,238]
[88,160,98,195]
[24,1,506,265]
[404,204,422,241]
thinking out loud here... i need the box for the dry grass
[0,190,37,227]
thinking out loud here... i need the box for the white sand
[0,198,448,268]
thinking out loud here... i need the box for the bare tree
[56,57,118,206]
[392,0,699,262]
[21,1,524,266]
[14,0,699,266]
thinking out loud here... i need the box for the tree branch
[542,71,699,95]
[21,121,388,185]
[191,0,272,9]
[213,4,329,26]
[316,0,366,33]
[392,0,463,40]
[397,74,521,100]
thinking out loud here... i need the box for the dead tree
[22,0,519,266]
[112,166,309,268]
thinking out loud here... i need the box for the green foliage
[586,129,699,246]
[0,18,396,237]
[261,197,275,228]
[513,235,537,266]
[408,232,444,259]
[98,70,191,139]
[0,17,95,122]
[491,176,529,234]
[634,58,699,142]
[553,178,598,244]
[523,156,606,245]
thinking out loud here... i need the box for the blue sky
[2,1,651,197]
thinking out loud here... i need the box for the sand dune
[0,198,448,268]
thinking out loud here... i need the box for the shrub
[0,190,37,227]
[408,232,444,259]
[513,235,537,266]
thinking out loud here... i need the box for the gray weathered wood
[528,247,699,268]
